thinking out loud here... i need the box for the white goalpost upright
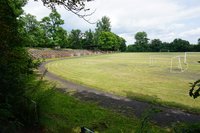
[170,52,188,73]
[184,52,187,64]
[149,56,154,66]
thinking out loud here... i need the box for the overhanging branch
[36,0,96,24]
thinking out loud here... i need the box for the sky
[23,0,200,45]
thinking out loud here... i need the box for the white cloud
[180,28,200,37]
[23,0,200,44]
[23,0,50,20]
[178,28,200,43]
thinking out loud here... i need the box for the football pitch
[46,52,200,111]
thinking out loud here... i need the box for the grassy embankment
[38,87,165,132]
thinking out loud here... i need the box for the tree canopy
[149,39,162,52]
[97,31,120,51]
[82,29,96,50]
[96,16,111,32]
[171,38,190,52]
[69,29,83,49]
[135,31,149,46]
[127,31,200,52]
[18,13,127,51]
[40,9,65,47]
[0,0,38,130]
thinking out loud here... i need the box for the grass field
[46,52,200,112]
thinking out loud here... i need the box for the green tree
[119,37,127,52]
[171,38,190,52]
[49,10,64,28]
[40,9,66,47]
[126,44,146,52]
[159,42,171,52]
[135,31,149,46]
[0,0,93,131]
[69,29,83,49]
[126,45,135,52]
[96,16,111,32]
[0,0,39,131]
[40,16,53,47]
[149,39,162,52]
[98,31,120,51]
[18,13,45,47]
[94,16,111,47]
[94,16,125,51]
[198,38,200,45]
[55,27,69,48]
[133,32,149,52]
[82,29,96,50]
[193,44,200,52]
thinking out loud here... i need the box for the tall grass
[37,87,165,132]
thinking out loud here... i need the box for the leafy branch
[35,0,96,24]
[189,79,200,99]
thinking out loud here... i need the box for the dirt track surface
[39,58,200,126]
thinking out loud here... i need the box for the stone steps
[28,48,113,59]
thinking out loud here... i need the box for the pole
[184,52,187,63]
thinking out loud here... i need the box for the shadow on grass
[38,89,139,133]
[124,90,200,114]
[123,91,200,126]
[124,91,160,105]
[67,89,200,126]
[70,89,138,117]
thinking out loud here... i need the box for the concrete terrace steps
[28,48,114,59]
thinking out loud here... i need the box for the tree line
[20,10,200,53]
[127,31,200,52]
[19,10,126,52]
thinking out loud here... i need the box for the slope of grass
[46,53,200,112]
[39,89,165,133]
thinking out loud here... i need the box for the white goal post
[170,53,188,73]
[184,52,187,63]
[149,52,188,73]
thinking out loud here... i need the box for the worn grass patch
[46,53,200,112]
